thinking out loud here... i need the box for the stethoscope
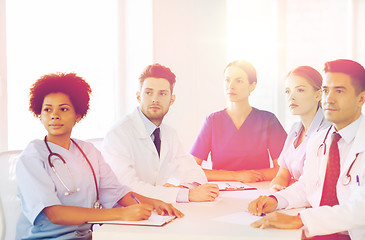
[44,136,102,209]
[317,126,360,185]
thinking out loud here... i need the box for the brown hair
[287,66,323,91]
[324,59,365,94]
[139,63,176,93]
[224,60,257,84]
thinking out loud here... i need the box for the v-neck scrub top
[16,139,130,240]
[191,108,287,171]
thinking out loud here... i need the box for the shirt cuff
[176,188,189,203]
[298,211,310,237]
[273,193,289,209]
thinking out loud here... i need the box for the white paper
[209,181,257,191]
[88,212,176,226]
[212,211,262,225]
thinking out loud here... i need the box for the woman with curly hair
[16,73,183,240]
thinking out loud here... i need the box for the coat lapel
[158,125,169,166]
[131,109,160,157]
[340,117,365,178]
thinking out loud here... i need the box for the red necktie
[311,133,350,240]
[320,132,341,206]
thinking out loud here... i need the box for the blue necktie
[153,128,161,157]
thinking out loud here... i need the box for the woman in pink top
[191,60,287,182]
[270,66,331,192]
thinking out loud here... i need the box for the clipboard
[210,181,257,191]
[88,212,176,227]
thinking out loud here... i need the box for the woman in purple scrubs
[191,60,287,182]
[270,66,330,192]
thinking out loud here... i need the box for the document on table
[209,181,257,191]
[212,208,305,226]
[212,211,262,225]
[88,212,176,227]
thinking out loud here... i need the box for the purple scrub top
[191,108,287,171]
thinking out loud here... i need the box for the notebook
[88,212,176,227]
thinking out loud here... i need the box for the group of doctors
[15,59,365,240]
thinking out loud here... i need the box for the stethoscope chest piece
[93,200,103,209]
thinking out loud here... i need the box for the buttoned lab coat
[103,108,207,203]
[275,117,365,239]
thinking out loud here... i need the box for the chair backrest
[0,150,22,240]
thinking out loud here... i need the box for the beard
[143,105,169,124]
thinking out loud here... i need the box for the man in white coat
[248,59,365,240]
[103,63,219,203]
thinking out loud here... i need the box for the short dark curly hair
[29,72,92,119]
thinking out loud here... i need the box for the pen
[356,175,360,186]
[192,182,201,187]
[130,193,141,204]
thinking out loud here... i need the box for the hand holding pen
[129,192,184,218]
[131,193,141,204]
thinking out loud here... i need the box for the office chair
[0,150,22,240]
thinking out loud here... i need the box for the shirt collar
[137,107,159,137]
[305,108,325,137]
[333,114,363,144]
[293,108,325,137]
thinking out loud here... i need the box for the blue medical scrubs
[16,139,130,240]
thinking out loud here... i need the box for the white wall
[1,0,365,151]
[0,0,7,152]
[152,0,227,151]
[150,0,365,151]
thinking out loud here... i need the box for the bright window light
[226,0,279,117]
[6,0,119,150]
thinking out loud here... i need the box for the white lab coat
[102,108,207,203]
[275,117,365,239]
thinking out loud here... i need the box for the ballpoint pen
[356,175,360,186]
[130,193,141,204]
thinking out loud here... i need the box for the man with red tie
[248,59,365,240]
